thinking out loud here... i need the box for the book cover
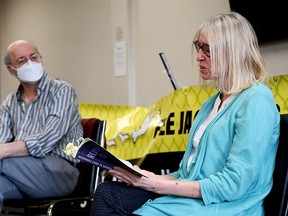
[64,138,146,177]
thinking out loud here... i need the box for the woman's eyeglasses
[193,40,210,57]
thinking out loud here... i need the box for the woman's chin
[201,75,211,80]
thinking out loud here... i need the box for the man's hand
[0,140,29,159]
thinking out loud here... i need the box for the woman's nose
[196,50,205,61]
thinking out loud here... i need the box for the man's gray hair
[4,54,11,65]
[4,45,40,66]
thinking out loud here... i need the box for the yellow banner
[79,74,288,160]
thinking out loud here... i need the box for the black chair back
[264,114,288,216]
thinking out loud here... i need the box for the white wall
[0,0,115,104]
[1,0,287,107]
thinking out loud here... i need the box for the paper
[114,41,127,77]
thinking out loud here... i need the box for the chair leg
[45,197,92,216]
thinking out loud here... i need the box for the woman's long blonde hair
[193,11,268,94]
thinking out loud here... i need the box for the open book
[64,138,146,177]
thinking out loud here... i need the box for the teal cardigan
[134,83,280,216]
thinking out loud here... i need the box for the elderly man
[0,39,83,211]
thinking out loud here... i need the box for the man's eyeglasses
[193,40,210,57]
[14,53,41,66]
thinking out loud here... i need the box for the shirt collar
[16,72,49,100]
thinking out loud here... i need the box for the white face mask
[13,60,44,84]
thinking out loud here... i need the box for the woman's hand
[108,165,160,192]
[108,166,201,198]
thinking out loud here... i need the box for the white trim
[127,0,136,106]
